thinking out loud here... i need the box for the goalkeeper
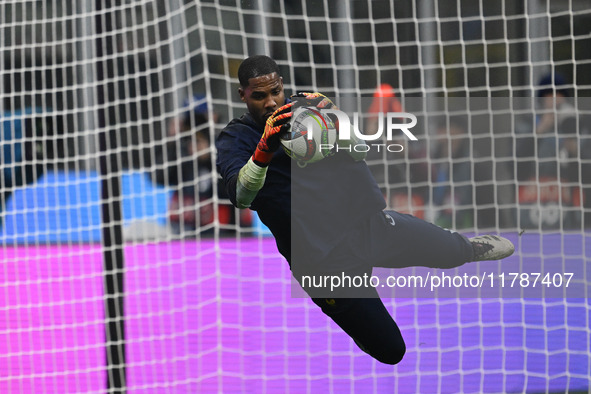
[216,55,514,365]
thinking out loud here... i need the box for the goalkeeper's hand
[290,92,366,161]
[291,91,342,135]
[291,92,337,110]
[251,102,293,167]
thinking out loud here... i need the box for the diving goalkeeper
[215,55,514,365]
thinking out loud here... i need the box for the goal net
[1,0,589,393]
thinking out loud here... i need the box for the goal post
[1,1,590,393]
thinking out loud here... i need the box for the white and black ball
[280,107,337,164]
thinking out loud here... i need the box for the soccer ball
[280,106,337,164]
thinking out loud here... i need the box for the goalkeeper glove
[292,92,369,161]
[251,102,293,167]
[291,92,337,110]
[235,103,292,208]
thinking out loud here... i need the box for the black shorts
[293,210,474,298]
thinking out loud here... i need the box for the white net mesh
[1,1,590,393]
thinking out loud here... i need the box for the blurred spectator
[364,84,405,186]
[152,95,251,236]
[430,118,474,229]
[365,84,404,136]
[363,84,429,218]
[535,73,577,180]
[167,94,219,137]
[516,73,588,229]
[517,73,582,182]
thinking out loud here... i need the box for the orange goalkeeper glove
[252,102,293,167]
[291,92,337,110]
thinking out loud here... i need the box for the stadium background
[1,1,590,393]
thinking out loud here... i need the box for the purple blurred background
[1,235,589,393]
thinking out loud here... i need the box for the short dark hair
[238,55,281,87]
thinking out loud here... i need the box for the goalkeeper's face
[239,72,285,127]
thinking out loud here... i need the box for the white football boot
[469,235,515,261]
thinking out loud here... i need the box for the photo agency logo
[294,107,418,154]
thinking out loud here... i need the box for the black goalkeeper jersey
[216,111,386,266]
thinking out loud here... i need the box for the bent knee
[372,341,406,365]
